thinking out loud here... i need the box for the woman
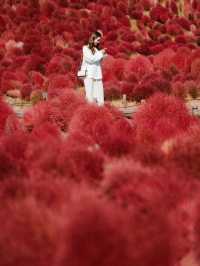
[80,30,107,106]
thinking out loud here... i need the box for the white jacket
[80,45,107,79]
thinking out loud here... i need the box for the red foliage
[25,130,62,178]
[153,48,176,71]
[59,191,134,266]
[172,47,191,73]
[30,71,46,87]
[129,10,143,20]
[0,71,22,93]
[0,97,13,135]
[4,114,23,134]
[133,93,196,144]
[1,2,200,266]
[30,121,61,140]
[176,17,191,31]
[102,158,196,260]
[40,0,59,17]
[68,104,115,137]
[103,80,121,99]
[133,72,171,101]
[166,22,184,36]
[120,81,136,99]
[47,74,75,96]
[191,58,200,78]
[150,4,170,23]
[0,196,64,266]
[171,81,187,99]
[193,202,200,263]
[140,0,152,11]
[24,92,85,132]
[124,55,154,81]
[60,189,178,266]
[0,130,29,179]
[23,101,50,130]
[103,56,127,82]
[46,55,74,75]
[93,117,136,157]
[56,142,105,185]
[170,0,178,14]
[20,83,33,99]
[167,125,200,179]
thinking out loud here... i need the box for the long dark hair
[87,30,103,54]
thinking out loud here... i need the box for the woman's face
[94,37,101,46]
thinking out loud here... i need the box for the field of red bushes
[1,1,200,266]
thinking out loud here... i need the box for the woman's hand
[101,48,107,54]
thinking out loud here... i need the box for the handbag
[77,68,87,78]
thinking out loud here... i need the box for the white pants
[83,77,104,106]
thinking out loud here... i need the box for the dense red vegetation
[0,1,200,265]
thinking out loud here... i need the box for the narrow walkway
[3,94,200,119]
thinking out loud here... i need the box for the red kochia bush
[172,47,191,73]
[104,79,121,99]
[176,17,191,31]
[0,130,29,179]
[102,158,195,260]
[102,158,161,208]
[153,48,176,71]
[92,117,135,157]
[170,0,178,14]
[56,142,105,185]
[24,90,84,132]
[46,91,85,131]
[133,72,171,101]
[25,130,62,178]
[30,71,46,88]
[59,191,135,266]
[102,55,120,82]
[4,114,23,134]
[191,58,200,79]
[166,22,184,36]
[49,90,86,129]
[171,81,187,99]
[30,121,61,140]
[102,157,194,211]
[20,83,33,99]
[0,174,72,211]
[133,93,197,145]
[150,4,170,23]
[68,104,115,138]
[64,131,96,150]
[140,0,152,10]
[193,203,200,264]
[23,101,50,130]
[0,71,21,93]
[0,196,63,266]
[0,97,13,135]
[60,189,177,266]
[46,55,74,75]
[124,55,154,81]
[167,125,200,179]
[111,58,127,81]
[47,74,74,97]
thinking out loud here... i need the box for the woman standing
[79,30,107,106]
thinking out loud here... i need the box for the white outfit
[80,45,107,106]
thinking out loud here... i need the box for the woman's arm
[83,46,104,64]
